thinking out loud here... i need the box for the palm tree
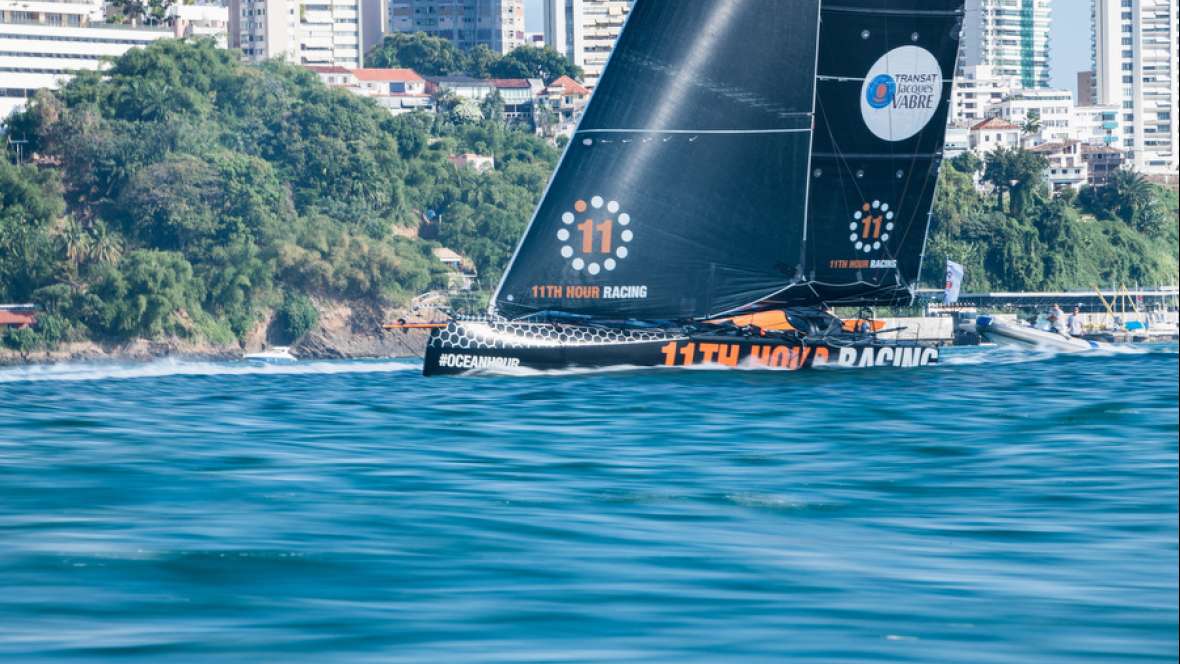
[1020,110,1042,147]
[58,217,92,268]
[89,220,124,265]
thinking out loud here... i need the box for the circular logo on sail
[865,74,895,109]
[557,195,633,276]
[860,45,942,141]
[848,200,894,254]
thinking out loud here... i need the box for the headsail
[776,0,964,307]
[492,0,821,320]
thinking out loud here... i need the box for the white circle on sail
[860,45,943,142]
[588,262,601,275]
[616,247,628,259]
[850,233,858,242]
[561,246,573,258]
[607,201,619,213]
[562,212,575,225]
[572,258,585,270]
[849,222,858,230]
[621,230,633,242]
[591,196,604,209]
[557,229,570,241]
[618,213,630,226]
[604,259,616,271]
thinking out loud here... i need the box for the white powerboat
[973,315,1105,352]
[243,346,298,363]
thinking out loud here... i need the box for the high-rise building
[951,64,1021,126]
[361,0,387,59]
[1091,0,1177,175]
[0,0,170,119]
[1076,71,1095,105]
[960,0,1052,89]
[387,0,524,55]
[229,0,363,69]
[544,0,631,90]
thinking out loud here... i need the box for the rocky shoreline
[0,299,431,366]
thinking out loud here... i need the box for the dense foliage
[366,32,582,83]
[1,39,558,352]
[923,150,1178,292]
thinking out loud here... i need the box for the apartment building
[960,0,1052,89]
[387,0,524,54]
[229,0,363,69]
[988,88,1076,144]
[0,0,170,119]
[543,0,631,90]
[1091,0,1177,175]
[951,64,1020,126]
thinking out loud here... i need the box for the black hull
[422,320,938,376]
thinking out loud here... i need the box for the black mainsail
[493,0,821,320]
[492,0,962,320]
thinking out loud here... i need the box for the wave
[938,341,1171,367]
[0,357,420,384]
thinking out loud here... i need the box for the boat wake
[938,341,1162,367]
[0,358,419,384]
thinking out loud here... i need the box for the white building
[951,64,1020,126]
[1029,140,1090,192]
[0,0,170,119]
[1091,0,1177,176]
[544,0,631,90]
[969,116,1022,155]
[960,0,1052,89]
[230,0,363,69]
[307,65,433,114]
[167,3,229,47]
[387,0,524,54]
[1071,104,1122,148]
[988,88,1075,144]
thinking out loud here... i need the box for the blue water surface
[1,346,1177,663]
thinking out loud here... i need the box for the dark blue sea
[1,346,1177,663]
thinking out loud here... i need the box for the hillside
[1,39,557,359]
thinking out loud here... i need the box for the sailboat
[418,0,964,376]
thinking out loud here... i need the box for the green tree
[982,147,1047,216]
[489,46,582,83]
[1020,109,1042,140]
[275,292,319,342]
[366,32,468,75]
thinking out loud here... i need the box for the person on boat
[1068,306,1084,337]
[1047,304,1066,335]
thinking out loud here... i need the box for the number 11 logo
[557,195,634,276]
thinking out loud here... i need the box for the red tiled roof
[352,68,424,82]
[970,117,1020,131]
[549,75,590,96]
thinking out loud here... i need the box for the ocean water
[0,346,1176,663]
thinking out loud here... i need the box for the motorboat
[243,346,298,364]
[973,315,1106,352]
